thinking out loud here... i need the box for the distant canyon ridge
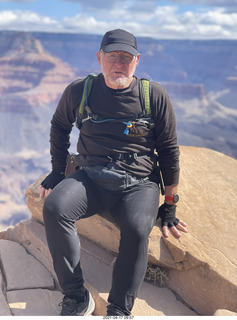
[0,30,236,227]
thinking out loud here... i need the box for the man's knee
[43,192,62,224]
[126,212,156,240]
[121,222,149,246]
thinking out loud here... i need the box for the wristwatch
[165,194,179,203]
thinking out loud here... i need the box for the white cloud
[0,193,28,226]
[0,4,237,39]
[146,6,237,39]
[198,9,237,27]
[169,0,237,12]
[0,10,60,31]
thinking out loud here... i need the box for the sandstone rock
[166,146,237,315]
[24,146,237,315]
[0,271,11,316]
[164,82,206,100]
[213,309,237,316]
[0,218,58,287]
[73,230,196,316]
[0,31,76,104]
[0,239,54,291]
[7,289,63,316]
[0,219,196,316]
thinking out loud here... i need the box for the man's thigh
[111,179,160,236]
[46,169,104,221]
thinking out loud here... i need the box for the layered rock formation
[0,146,236,316]
[0,31,77,106]
[0,31,79,227]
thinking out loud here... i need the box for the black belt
[76,152,156,168]
[107,151,154,162]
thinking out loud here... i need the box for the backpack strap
[76,75,152,129]
[76,73,97,129]
[139,78,151,117]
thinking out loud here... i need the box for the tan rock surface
[0,220,196,316]
[0,271,11,316]
[7,289,63,316]
[0,218,58,287]
[0,239,54,291]
[166,146,237,315]
[213,309,237,316]
[24,146,237,315]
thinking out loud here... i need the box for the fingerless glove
[41,170,65,190]
[157,203,179,228]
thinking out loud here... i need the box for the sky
[0,0,237,40]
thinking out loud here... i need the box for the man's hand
[40,186,53,198]
[157,203,188,238]
[40,170,65,198]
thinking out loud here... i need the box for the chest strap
[76,75,153,129]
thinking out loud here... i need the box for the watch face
[173,194,179,203]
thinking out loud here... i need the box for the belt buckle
[127,153,137,160]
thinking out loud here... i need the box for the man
[40,29,188,316]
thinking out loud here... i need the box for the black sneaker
[59,290,95,316]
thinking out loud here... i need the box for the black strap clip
[128,153,137,160]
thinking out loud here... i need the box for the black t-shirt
[50,73,180,185]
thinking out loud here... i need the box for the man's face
[96,50,140,89]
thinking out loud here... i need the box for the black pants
[43,169,160,315]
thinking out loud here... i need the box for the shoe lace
[59,297,79,316]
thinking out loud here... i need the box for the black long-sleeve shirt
[50,73,180,186]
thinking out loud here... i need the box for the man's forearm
[50,120,72,172]
[164,185,178,205]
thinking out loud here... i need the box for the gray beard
[102,62,137,89]
[110,76,131,87]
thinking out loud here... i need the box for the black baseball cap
[100,29,138,57]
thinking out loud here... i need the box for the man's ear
[136,53,140,66]
[96,51,101,64]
